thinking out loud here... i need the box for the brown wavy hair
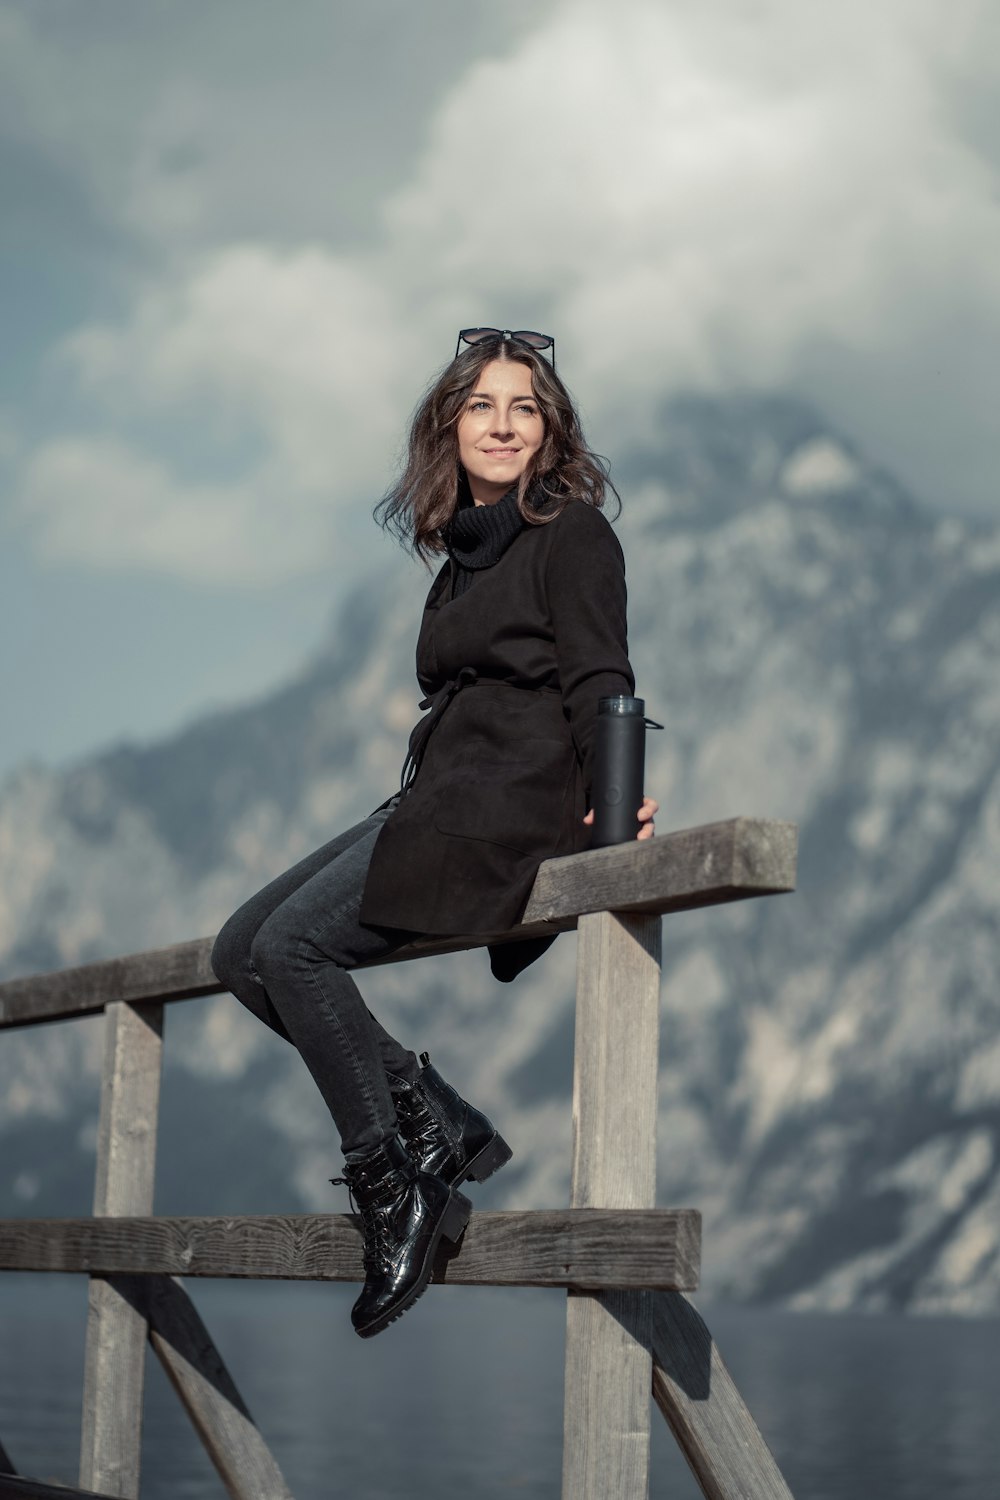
[374,334,620,559]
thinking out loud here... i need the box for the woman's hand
[584,796,659,841]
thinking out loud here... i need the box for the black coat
[358,499,635,968]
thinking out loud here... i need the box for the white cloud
[7,0,1000,584]
[0,0,554,251]
[14,436,309,583]
[66,244,416,494]
[18,247,428,583]
[390,0,1000,436]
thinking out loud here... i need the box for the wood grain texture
[90,1004,162,1222]
[562,912,663,1500]
[570,913,662,1210]
[79,1277,149,1500]
[651,1292,795,1500]
[79,1003,163,1500]
[0,1478,116,1499]
[0,1209,700,1291]
[0,940,215,1030]
[142,1277,292,1500]
[526,817,797,924]
[564,1291,656,1500]
[0,817,797,1029]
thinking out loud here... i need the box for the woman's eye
[516,405,538,416]
[470,400,491,411]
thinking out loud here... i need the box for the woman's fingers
[637,795,658,840]
[583,799,658,838]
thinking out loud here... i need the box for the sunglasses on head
[455,327,556,369]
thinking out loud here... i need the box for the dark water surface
[1,1275,997,1498]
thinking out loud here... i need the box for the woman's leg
[211,805,419,1087]
[212,806,477,1340]
[247,817,415,1157]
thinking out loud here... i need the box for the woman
[211,328,657,1339]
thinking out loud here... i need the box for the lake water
[0,1274,997,1498]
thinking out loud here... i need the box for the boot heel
[467,1133,513,1184]
[441,1190,472,1243]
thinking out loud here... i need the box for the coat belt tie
[399,666,479,794]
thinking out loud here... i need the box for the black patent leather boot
[392,1052,513,1188]
[334,1135,471,1339]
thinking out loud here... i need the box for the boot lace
[394,1090,439,1150]
[330,1177,393,1275]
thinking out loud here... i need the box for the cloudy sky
[1,0,998,781]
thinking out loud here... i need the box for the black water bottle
[590,696,663,849]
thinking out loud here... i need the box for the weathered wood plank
[89,1005,163,1223]
[0,940,215,1030]
[0,817,797,1029]
[568,912,662,1209]
[562,912,662,1500]
[526,817,797,924]
[564,1290,656,1497]
[0,1209,700,1290]
[0,1478,116,1499]
[141,1277,292,1500]
[80,1003,163,1500]
[651,1292,795,1500]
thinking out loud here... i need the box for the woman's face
[456,358,544,505]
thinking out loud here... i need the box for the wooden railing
[0,815,797,1500]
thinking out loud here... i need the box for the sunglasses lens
[459,328,501,346]
[511,331,552,350]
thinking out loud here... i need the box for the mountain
[2,392,999,1315]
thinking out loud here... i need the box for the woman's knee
[210,919,290,1041]
[248,910,302,985]
[211,916,253,995]
[251,905,364,979]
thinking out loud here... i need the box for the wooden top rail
[0,816,796,1031]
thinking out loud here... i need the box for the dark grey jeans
[211,801,421,1159]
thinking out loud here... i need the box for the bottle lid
[597,695,645,716]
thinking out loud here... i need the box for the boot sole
[354,1189,472,1340]
[460,1131,513,1186]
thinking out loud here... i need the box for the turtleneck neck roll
[442,485,526,599]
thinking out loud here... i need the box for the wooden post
[562,911,662,1500]
[651,1293,794,1500]
[143,1276,293,1499]
[79,1001,163,1499]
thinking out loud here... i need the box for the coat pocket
[432,745,574,856]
